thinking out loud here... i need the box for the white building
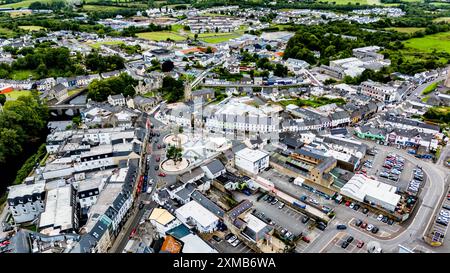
[175,200,219,233]
[360,80,398,102]
[235,148,269,175]
[7,181,46,224]
[107,94,126,106]
[149,208,181,236]
[340,174,401,212]
[38,185,79,235]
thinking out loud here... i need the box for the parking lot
[322,232,367,253]
[208,234,255,253]
[361,149,417,191]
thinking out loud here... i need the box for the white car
[227,235,237,244]
[367,224,374,231]
[231,239,241,247]
[349,203,355,209]
[278,202,285,209]
[377,214,384,221]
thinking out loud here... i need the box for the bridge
[48,103,87,115]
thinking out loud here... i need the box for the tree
[161,60,174,72]
[72,116,81,126]
[166,145,183,164]
[183,25,190,31]
[0,94,5,105]
[194,33,198,41]
[159,76,184,103]
[274,64,288,77]
[205,46,213,54]
[265,44,272,51]
[87,73,137,101]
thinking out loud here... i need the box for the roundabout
[160,158,190,173]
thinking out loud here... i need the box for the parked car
[382,216,389,223]
[155,156,160,162]
[138,202,145,210]
[227,235,237,244]
[231,239,241,247]
[356,240,365,248]
[212,235,222,242]
[302,216,310,224]
[353,204,360,211]
[225,233,233,241]
[371,227,379,234]
[289,177,295,182]
[341,241,349,249]
[377,214,384,221]
[278,202,285,209]
[349,203,355,209]
[387,219,394,225]
[158,172,166,177]
[154,166,159,171]
[355,220,362,227]
[362,208,369,214]
[271,198,279,205]
[361,222,368,229]
[367,224,374,232]
[346,236,354,243]
[301,236,310,243]
[345,201,351,206]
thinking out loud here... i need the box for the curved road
[306,141,449,253]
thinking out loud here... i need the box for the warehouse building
[340,174,401,212]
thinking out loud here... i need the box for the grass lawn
[386,27,425,34]
[422,81,439,95]
[68,88,85,97]
[18,25,46,31]
[433,17,450,23]
[82,4,127,11]
[171,24,184,32]
[318,0,368,4]
[0,27,16,38]
[137,31,186,41]
[0,0,51,8]
[200,34,241,44]
[11,70,37,80]
[88,40,124,49]
[4,90,32,100]
[404,31,450,54]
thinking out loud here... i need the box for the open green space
[404,31,450,54]
[88,40,124,49]
[18,25,46,31]
[0,0,52,8]
[318,0,368,4]
[386,27,425,34]
[11,69,37,80]
[422,81,440,95]
[200,34,241,44]
[137,31,186,41]
[82,4,128,11]
[4,90,32,100]
[0,27,16,38]
[433,17,450,23]
[278,97,346,108]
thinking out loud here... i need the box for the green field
[11,70,37,80]
[0,27,16,38]
[319,0,368,4]
[386,27,425,34]
[199,34,241,43]
[433,17,450,23]
[4,90,32,100]
[0,0,52,8]
[404,31,450,54]
[88,40,124,49]
[137,31,186,41]
[18,25,46,31]
[82,4,127,11]
[422,81,440,95]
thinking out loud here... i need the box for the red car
[155,156,160,162]
[129,228,137,238]
[345,201,351,207]
[360,222,368,229]
[0,241,10,247]
[301,236,310,243]
[356,240,365,248]
[157,144,161,149]
[158,172,166,177]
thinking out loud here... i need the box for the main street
[109,111,176,253]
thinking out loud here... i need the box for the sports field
[137,31,186,41]
[18,26,46,31]
[88,40,124,49]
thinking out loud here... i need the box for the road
[109,111,176,253]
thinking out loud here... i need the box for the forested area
[87,73,137,101]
